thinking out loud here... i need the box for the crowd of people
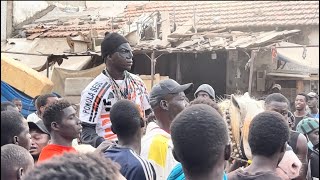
[1,32,319,180]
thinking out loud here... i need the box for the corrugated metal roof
[132,29,301,52]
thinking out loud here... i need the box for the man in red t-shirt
[38,100,82,162]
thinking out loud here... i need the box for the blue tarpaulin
[1,81,36,118]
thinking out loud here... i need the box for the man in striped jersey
[104,99,156,180]
[79,32,151,148]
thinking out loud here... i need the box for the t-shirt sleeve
[79,88,103,124]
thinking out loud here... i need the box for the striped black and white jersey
[79,70,150,141]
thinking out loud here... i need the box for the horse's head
[219,92,265,160]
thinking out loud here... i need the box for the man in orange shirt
[38,100,82,162]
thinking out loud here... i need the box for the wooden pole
[296,80,304,93]
[151,51,155,87]
[248,63,254,95]
[176,53,182,83]
[248,50,258,95]
[193,5,197,33]
[154,13,158,40]
[173,5,176,31]
[111,17,114,32]
[46,59,49,78]
[6,1,13,39]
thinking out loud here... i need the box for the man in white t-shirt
[141,79,193,180]
[27,94,59,123]
[79,32,151,148]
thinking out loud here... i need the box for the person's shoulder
[227,169,242,180]
[82,72,111,92]
[306,113,314,118]
[41,144,56,151]
[27,112,36,117]
[310,149,319,158]
[228,169,282,180]
[151,133,170,145]
[105,146,128,156]
[128,73,145,84]
[126,150,156,180]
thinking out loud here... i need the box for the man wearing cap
[141,79,193,180]
[296,118,319,179]
[28,120,50,163]
[79,32,151,148]
[258,83,282,100]
[270,83,282,94]
[194,84,216,102]
[307,92,319,119]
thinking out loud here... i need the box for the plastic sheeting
[1,81,36,118]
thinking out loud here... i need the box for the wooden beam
[296,80,304,93]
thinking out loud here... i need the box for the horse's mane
[217,92,265,161]
[217,92,264,113]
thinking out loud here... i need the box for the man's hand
[93,140,116,155]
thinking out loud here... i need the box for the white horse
[218,92,265,161]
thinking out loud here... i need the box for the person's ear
[160,100,169,111]
[17,167,24,180]
[172,149,180,162]
[51,122,59,131]
[225,144,231,160]
[111,125,116,134]
[13,136,19,145]
[104,55,112,63]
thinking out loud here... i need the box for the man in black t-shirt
[293,93,312,130]
[228,111,289,180]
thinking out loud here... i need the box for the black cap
[101,32,128,60]
[149,79,193,107]
[28,120,50,135]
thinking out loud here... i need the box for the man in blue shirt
[104,99,156,180]
[307,92,319,119]
[170,104,231,180]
